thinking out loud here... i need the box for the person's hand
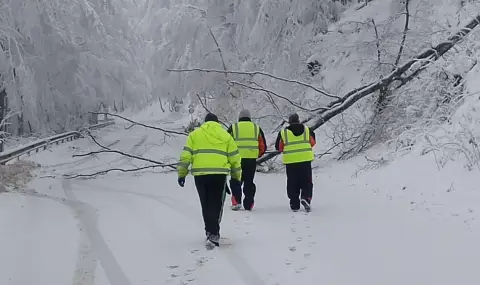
[178,177,185,187]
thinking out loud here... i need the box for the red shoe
[231,196,241,211]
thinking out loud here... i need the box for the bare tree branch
[195,93,229,128]
[63,164,175,179]
[76,130,177,170]
[207,26,228,77]
[371,19,381,65]
[229,81,329,113]
[393,0,410,68]
[90,112,187,136]
[166,68,339,99]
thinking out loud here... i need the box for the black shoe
[208,234,220,246]
[290,205,300,212]
[290,200,300,212]
[301,199,311,212]
[243,202,254,211]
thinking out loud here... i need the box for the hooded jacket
[178,121,242,180]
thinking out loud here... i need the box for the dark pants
[285,161,313,210]
[194,174,227,236]
[231,158,257,209]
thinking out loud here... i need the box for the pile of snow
[0,160,39,191]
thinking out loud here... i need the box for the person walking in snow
[275,113,316,212]
[227,109,267,211]
[177,113,242,248]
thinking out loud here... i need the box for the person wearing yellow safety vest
[275,113,316,212]
[227,109,267,211]
[177,113,242,249]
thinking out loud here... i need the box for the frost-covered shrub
[0,160,39,190]
[183,118,201,133]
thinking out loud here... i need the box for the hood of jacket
[238,117,251,122]
[287,123,306,136]
[199,121,231,145]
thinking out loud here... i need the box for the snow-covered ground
[2,112,480,285]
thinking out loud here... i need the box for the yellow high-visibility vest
[232,121,259,159]
[280,126,314,164]
[177,121,242,180]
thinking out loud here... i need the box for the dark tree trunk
[0,87,7,152]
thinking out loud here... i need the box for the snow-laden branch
[229,81,329,112]
[64,130,177,178]
[257,14,480,164]
[90,112,187,136]
[166,68,340,99]
[63,164,175,179]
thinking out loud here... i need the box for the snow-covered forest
[2,0,480,284]
[2,0,480,167]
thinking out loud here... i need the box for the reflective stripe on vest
[232,122,259,159]
[280,126,314,164]
[182,147,240,175]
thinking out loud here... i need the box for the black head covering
[204,113,219,123]
[288,113,300,124]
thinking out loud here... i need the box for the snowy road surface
[1,121,480,285]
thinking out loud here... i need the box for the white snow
[2,115,480,285]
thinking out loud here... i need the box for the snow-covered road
[2,120,480,285]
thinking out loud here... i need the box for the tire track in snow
[61,178,133,285]
[16,189,98,285]
[65,182,210,285]
[67,184,266,285]
[129,192,267,285]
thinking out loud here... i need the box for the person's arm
[177,134,194,178]
[309,128,316,147]
[258,127,267,157]
[274,131,284,152]
[227,137,242,181]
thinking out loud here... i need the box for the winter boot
[301,198,311,212]
[290,199,300,212]
[205,234,220,249]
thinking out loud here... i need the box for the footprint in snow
[295,266,308,273]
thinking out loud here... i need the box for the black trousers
[194,174,227,236]
[231,158,257,209]
[285,161,313,210]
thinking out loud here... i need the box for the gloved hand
[178,177,185,187]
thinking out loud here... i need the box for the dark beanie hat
[204,113,219,122]
[288,113,300,124]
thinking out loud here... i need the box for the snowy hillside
[3,0,480,284]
